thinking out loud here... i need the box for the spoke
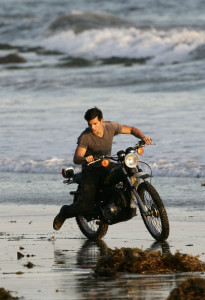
[143,191,162,236]
[81,217,99,233]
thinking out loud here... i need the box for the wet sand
[0,204,204,300]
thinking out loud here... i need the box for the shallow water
[1,174,205,299]
[1,173,205,212]
[0,204,205,300]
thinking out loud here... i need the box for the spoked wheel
[76,215,108,240]
[74,195,108,240]
[137,181,169,241]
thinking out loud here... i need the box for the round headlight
[124,153,139,168]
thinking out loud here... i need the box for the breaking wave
[49,11,137,33]
[35,11,205,65]
[0,157,70,174]
[0,157,204,178]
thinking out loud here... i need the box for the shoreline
[0,204,205,300]
[1,172,205,206]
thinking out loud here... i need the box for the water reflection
[76,239,108,269]
[148,240,171,254]
[53,239,194,299]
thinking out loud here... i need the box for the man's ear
[100,118,104,124]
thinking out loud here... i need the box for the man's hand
[142,136,152,145]
[85,155,95,163]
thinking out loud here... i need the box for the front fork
[132,185,149,215]
[121,166,149,216]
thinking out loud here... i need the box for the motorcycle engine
[103,202,121,221]
[99,186,136,225]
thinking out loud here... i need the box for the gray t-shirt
[77,121,122,157]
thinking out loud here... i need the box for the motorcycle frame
[64,161,151,217]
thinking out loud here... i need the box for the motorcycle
[62,141,169,242]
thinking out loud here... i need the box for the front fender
[132,171,151,180]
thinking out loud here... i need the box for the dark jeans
[62,163,123,218]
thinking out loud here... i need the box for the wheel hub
[151,205,159,218]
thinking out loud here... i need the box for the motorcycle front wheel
[137,181,169,241]
[75,195,108,240]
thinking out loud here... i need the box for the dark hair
[84,107,103,122]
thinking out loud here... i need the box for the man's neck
[95,129,104,137]
[93,125,104,137]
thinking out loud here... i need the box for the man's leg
[53,167,101,230]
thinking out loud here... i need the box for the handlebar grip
[140,140,146,145]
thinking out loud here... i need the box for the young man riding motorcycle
[53,107,152,230]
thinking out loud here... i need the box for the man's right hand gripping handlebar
[85,155,95,164]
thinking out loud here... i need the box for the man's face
[88,116,103,135]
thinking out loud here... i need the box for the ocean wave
[38,25,205,65]
[0,157,204,178]
[49,11,137,33]
[0,157,72,174]
[149,161,204,178]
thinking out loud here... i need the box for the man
[53,107,152,230]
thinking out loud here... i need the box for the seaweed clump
[166,277,205,300]
[94,247,205,277]
[0,288,18,299]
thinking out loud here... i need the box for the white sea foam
[0,157,68,174]
[0,156,204,178]
[38,27,205,64]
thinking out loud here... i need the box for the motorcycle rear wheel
[76,215,108,240]
[137,181,169,241]
[75,195,108,240]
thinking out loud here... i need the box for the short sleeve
[77,133,88,149]
[110,121,122,135]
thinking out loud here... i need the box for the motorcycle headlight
[124,153,139,168]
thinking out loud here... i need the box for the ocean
[1,0,205,196]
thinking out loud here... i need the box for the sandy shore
[0,203,204,300]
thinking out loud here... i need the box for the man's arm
[121,125,152,145]
[73,146,94,164]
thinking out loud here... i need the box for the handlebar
[87,139,154,166]
[87,157,105,166]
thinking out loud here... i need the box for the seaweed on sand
[94,247,205,277]
[0,288,18,299]
[166,277,205,300]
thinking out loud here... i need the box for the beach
[0,175,205,300]
[1,0,205,298]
